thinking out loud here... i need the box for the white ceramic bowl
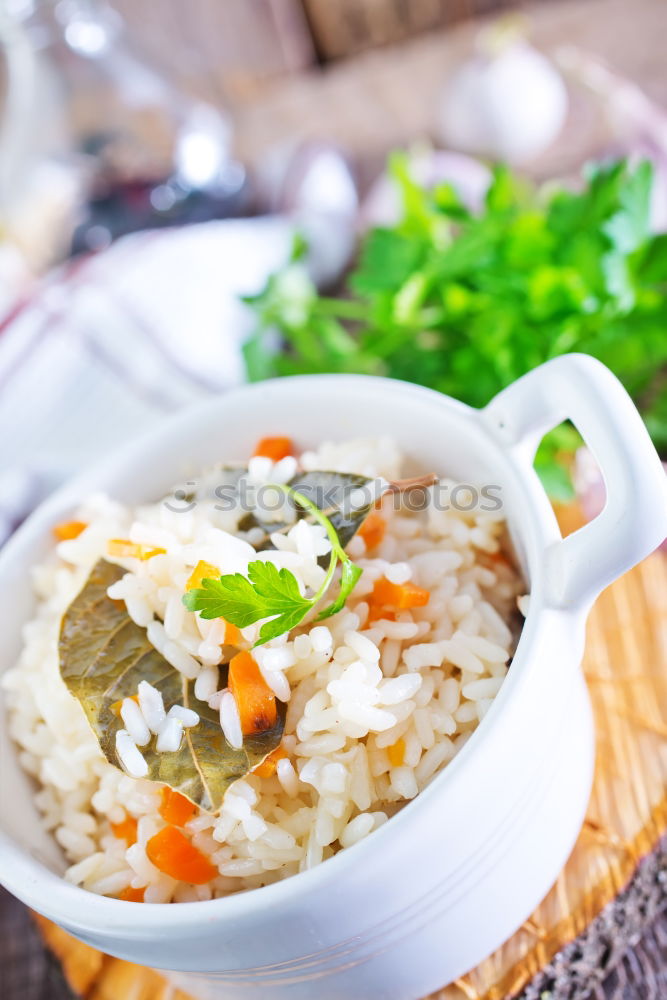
[1,355,666,1000]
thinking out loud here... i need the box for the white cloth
[0,216,295,541]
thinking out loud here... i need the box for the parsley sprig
[244,156,667,500]
[182,485,362,645]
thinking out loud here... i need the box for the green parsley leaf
[183,560,314,646]
[184,560,311,624]
[182,572,269,624]
[243,155,667,499]
[247,560,308,604]
[256,603,315,646]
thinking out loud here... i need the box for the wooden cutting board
[33,509,667,1000]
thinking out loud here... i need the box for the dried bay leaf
[213,467,433,552]
[192,466,437,552]
[202,466,373,550]
[285,470,377,550]
[59,559,284,812]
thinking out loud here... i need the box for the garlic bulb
[437,27,568,164]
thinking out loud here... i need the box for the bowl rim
[0,373,564,933]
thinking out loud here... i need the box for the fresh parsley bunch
[244,156,667,499]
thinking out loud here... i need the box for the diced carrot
[228,650,277,736]
[387,738,406,768]
[146,826,217,885]
[186,560,220,591]
[119,886,145,902]
[107,539,166,561]
[253,745,288,778]
[223,621,242,646]
[108,539,139,558]
[252,436,293,461]
[366,606,397,624]
[159,787,196,827]
[111,815,138,846]
[53,520,87,542]
[370,578,430,611]
[358,511,386,551]
[487,550,510,568]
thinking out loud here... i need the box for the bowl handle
[482,353,667,610]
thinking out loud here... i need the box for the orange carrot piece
[387,738,406,768]
[253,745,288,778]
[487,550,511,567]
[142,547,166,560]
[159,787,196,827]
[186,560,220,591]
[108,539,140,558]
[370,578,430,611]
[359,511,386,551]
[119,886,145,902]
[111,816,138,846]
[108,539,166,561]
[366,607,397,624]
[252,436,293,461]
[53,520,87,542]
[228,650,277,736]
[146,826,217,885]
[223,621,242,645]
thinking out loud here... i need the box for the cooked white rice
[3,436,524,902]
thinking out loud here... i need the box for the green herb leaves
[244,155,667,496]
[183,560,314,644]
[59,560,284,811]
[184,482,366,644]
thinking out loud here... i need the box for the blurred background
[1,0,666,533]
[1,0,666,997]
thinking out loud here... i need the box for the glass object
[1,0,248,256]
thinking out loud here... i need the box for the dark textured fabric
[1,848,665,1000]
[592,918,667,1000]
[515,836,667,1000]
[0,888,75,1000]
